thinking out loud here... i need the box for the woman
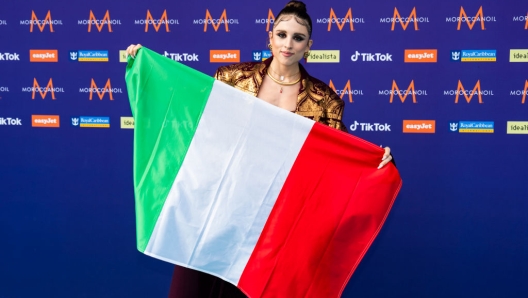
[127,1,393,297]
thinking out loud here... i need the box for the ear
[268,30,273,41]
[307,39,313,50]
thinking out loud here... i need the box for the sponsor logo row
[0,115,134,129]
[2,116,528,134]
[7,8,528,33]
[3,49,527,63]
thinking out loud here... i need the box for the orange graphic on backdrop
[455,80,483,103]
[88,10,112,32]
[522,80,528,104]
[457,6,485,30]
[89,79,114,100]
[329,80,353,103]
[391,7,418,31]
[204,9,229,32]
[32,78,55,99]
[390,80,417,103]
[328,8,354,31]
[30,10,54,32]
[145,10,169,32]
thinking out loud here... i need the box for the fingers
[126,44,142,59]
[378,147,392,169]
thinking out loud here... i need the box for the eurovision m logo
[329,80,354,103]
[86,10,113,32]
[391,7,419,30]
[145,10,170,32]
[457,6,487,30]
[327,8,354,31]
[29,11,54,32]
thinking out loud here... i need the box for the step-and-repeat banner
[1,0,527,297]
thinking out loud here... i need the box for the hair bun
[285,1,307,13]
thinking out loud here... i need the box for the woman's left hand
[377,146,393,169]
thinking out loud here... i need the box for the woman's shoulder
[305,74,342,101]
[214,61,262,83]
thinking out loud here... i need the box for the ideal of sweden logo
[380,7,428,31]
[79,10,121,32]
[21,11,63,32]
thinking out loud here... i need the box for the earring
[268,43,272,51]
[304,51,310,58]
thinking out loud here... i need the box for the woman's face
[269,15,312,66]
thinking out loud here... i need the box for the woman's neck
[268,59,300,80]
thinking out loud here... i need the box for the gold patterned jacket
[214,57,348,132]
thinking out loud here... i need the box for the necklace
[266,68,301,93]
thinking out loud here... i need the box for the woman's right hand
[126,44,143,58]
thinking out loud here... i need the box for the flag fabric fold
[125,48,402,298]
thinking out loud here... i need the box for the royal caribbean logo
[163,51,199,62]
[252,50,272,61]
[69,50,108,62]
[328,80,363,103]
[507,121,528,134]
[510,80,528,104]
[20,10,63,32]
[451,50,496,62]
[0,52,20,61]
[449,121,494,133]
[72,116,110,128]
[404,49,437,63]
[79,79,122,100]
[316,8,364,31]
[22,78,64,100]
[350,121,391,132]
[255,9,275,31]
[78,10,121,32]
[379,80,427,103]
[307,50,339,63]
[29,50,58,62]
[403,120,436,133]
[446,6,496,30]
[351,51,392,62]
[135,10,178,32]
[444,80,493,103]
[509,49,528,62]
[381,7,429,30]
[194,9,239,32]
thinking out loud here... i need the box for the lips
[281,51,294,57]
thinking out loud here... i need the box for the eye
[293,35,305,42]
[277,32,286,38]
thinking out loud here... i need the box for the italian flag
[126,48,402,298]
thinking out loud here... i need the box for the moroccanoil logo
[329,80,363,103]
[79,79,123,100]
[134,10,178,32]
[444,80,494,103]
[255,9,275,31]
[380,7,429,30]
[20,11,63,32]
[22,78,64,99]
[78,10,121,32]
[316,8,364,31]
[510,80,528,104]
[512,13,528,29]
[446,6,496,30]
[379,80,428,103]
[194,9,239,32]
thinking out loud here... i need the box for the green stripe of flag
[125,47,214,252]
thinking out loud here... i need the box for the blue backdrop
[1,0,527,297]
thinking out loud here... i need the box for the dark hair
[275,1,313,37]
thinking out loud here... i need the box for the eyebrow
[275,29,307,38]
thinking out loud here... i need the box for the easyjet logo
[134,10,179,32]
[20,11,63,32]
[379,80,428,103]
[210,50,240,62]
[78,10,122,32]
[443,80,495,103]
[22,78,65,99]
[380,7,429,30]
[29,50,58,62]
[403,120,435,133]
[79,79,123,100]
[255,9,275,31]
[194,9,239,32]
[316,8,359,31]
[32,115,60,128]
[328,80,364,103]
[446,6,497,30]
[510,80,528,104]
[404,49,437,62]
